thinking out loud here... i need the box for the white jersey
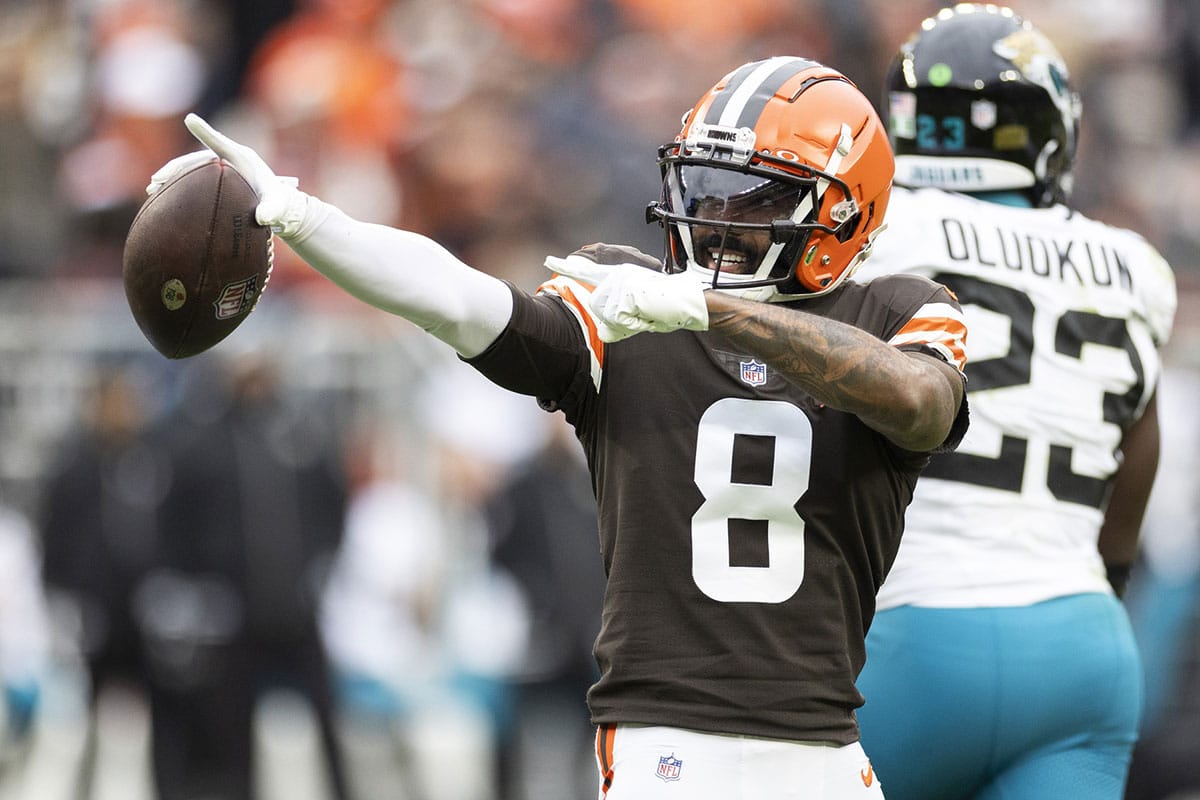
[855,187,1177,609]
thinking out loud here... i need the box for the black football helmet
[884,4,1081,207]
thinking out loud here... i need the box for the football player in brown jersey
[153,57,968,798]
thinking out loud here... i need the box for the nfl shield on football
[123,158,273,359]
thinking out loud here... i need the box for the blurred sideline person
[152,56,969,798]
[484,414,606,800]
[853,7,1177,800]
[145,356,350,800]
[318,420,453,800]
[0,498,50,783]
[320,378,547,800]
[38,364,166,799]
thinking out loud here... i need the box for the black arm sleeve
[463,282,597,426]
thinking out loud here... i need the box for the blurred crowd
[1,0,1199,798]
[5,0,1199,291]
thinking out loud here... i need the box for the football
[123,158,273,359]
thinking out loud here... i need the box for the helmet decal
[994,27,1078,164]
[995,29,1066,88]
[970,100,997,130]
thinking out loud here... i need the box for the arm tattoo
[706,293,960,449]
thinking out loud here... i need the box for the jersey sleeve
[1134,237,1177,347]
[865,273,970,452]
[536,275,609,389]
[463,281,600,428]
[870,273,969,375]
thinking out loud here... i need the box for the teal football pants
[856,594,1143,800]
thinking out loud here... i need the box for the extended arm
[285,202,512,357]
[1097,391,1161,595]
[706,292,965,452]
[172,115,512,358]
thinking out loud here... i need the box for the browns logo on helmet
[646,56,894,301]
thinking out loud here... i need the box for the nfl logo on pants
[656,754,683,782]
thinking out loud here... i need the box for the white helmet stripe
[711,57,814,129]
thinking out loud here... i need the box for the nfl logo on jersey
[740,359,767,386]
[656,754,683,782]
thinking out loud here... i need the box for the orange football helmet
[647,57,894,300]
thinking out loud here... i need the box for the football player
[853,6,1177,800]
[155,57,969,798]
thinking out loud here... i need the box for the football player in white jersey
[853,6,1177,800]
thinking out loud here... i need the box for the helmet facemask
[644,57,893,301]
[647,123,864,301]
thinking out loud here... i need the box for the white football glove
[147,114,311,239]
[545,254,709,342]
[145,149,218,195]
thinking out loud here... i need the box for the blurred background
[0,0,1198,798]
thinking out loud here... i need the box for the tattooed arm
[706,292,964,452]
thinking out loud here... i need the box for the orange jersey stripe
[894,317,968,356]
[890,304,968,372]
[537,278,604,369]
[555,283,606,368]
[595,724,616,796]
[537,277,607,390]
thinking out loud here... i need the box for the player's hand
[181,113,309,238]
[545,254,709,342]
[146,150,218,195]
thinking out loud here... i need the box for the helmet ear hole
[835,211,862,244]
[853,201,878,243]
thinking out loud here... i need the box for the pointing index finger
[543,255,609,287]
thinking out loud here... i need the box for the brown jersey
[467,273,967,744]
